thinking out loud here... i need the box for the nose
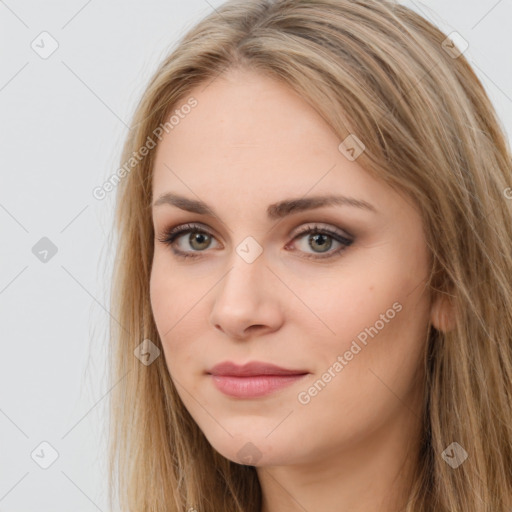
[209,251,284,340]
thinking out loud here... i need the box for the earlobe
[430,294,457,332]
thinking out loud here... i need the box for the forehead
[152,69,374,194]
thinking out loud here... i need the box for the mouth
[207,360,309,377]
[206,361,310,398]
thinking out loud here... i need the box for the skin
[150,68,451,512]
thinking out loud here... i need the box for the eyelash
[157,222,354,261]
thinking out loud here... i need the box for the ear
[430,293,457,332]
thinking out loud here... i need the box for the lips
[207,361,310,398]
[207,360,309,377]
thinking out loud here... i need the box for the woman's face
[150,68,437,468]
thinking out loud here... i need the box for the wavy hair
[107,1,512,510]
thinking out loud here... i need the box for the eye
[156,223,219,259]
[286,223,353,260]
[156,222,354,260]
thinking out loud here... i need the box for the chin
[204,430,299,467]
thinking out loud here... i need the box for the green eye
[157,222,353,260]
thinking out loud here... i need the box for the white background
[0,1,511,511]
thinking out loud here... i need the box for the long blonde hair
[107,1,512,510]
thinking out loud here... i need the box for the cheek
[150,252,192,329]
[149,256,205,374]
[292,277,429,446]
[298,245,430,376]
[149,257,184,362]
[289,261,396,346]
[149,257,171,330]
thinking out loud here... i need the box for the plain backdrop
[0,1,511,511]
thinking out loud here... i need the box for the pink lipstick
[207,361,309,398]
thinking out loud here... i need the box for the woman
[107,1,512,510]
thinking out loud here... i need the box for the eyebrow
[153,192,377,219]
